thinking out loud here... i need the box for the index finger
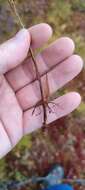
[0,23,52,74]
[0,29,30,74]
[28,23,52,50]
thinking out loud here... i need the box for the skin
[0,23,83,158]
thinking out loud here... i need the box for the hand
[0,23,83,158]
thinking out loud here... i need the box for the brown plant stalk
[8,0,48,130]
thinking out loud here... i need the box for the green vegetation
[77,102,85,115]
[14,135,32,151]
[71,0,85,11]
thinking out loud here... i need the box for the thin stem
[8,0,47,129]
[29,48,47,128]
[8,0,25,28]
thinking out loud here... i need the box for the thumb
[0,29,30,74]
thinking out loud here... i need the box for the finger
[6,37,74,92]
[0,120,12,159]
[23,92,81,134]
[0,76,23,146]
[0,29,30,74]
[40,37,75,69]
[16,55,83,111]
[28,23,53,49]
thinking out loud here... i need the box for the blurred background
[0,0,85,190]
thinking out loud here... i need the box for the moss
[14,170,27,181]
[0,159,7,179]
[77,102,85,114]
[71,0,85,11]
[70,34,85,60]
[73,102,85,117]
[13,135,32,152]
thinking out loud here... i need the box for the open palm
[0,23,83,158]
